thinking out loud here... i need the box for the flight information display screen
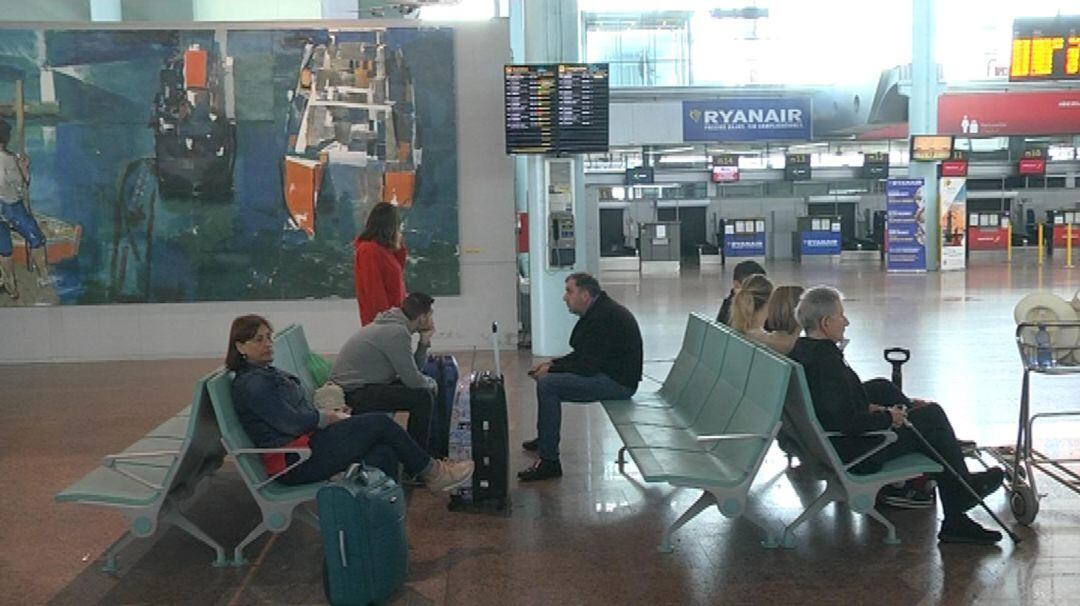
[1010,17,1080,81]
[504,63,609,154]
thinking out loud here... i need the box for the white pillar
[908,0,941,270]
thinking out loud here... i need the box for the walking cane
[902,418,1022,544]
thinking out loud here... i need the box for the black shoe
[938,514,1002,545]
[517,458,562,482]
[521,438,539,452]
[959,467,1005,511]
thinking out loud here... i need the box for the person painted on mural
[0,119,51,300]
[354,202,407,325]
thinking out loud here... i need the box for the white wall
[0,20,516,363]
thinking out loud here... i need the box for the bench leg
[863,506,901,545]
[166,510,229,567]
[232,521,268,566]
[294,505,320,531]
[616,447,628,474]
[659,492,715,554]
[741,509,781,549]
[781,481,840,549]
[101,531,137,573]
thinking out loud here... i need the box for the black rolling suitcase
[448,323,510,510]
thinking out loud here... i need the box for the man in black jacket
[716,260,765,325]
[518,272,643,481]
[789,286,1005,545]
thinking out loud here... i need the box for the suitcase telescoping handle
[491,322,501,379]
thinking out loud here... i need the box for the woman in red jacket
[354,202,407,325]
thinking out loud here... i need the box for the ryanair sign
[683,98,812,142]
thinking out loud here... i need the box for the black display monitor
[785,154,812,181]
[504,63,609,155]
[625,166,654,185]
[862,152,889,179]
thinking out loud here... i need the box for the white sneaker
[423,459,474,494]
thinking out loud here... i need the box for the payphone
[549,211,576,266]
[545,158,577,269]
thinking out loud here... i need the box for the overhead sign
[1010,17,1080,81]
[885,178,926,272]
[785,153,812,180]
[911,135,953,161]
[938,91,1080,136]
[683,98,812,142]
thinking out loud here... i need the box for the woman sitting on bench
[226,314,473,492]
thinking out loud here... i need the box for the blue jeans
[535,371,635,460]
[0,200,46,256]
[279,413,432,485]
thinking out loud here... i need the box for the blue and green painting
[0,26,458,306]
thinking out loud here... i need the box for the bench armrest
[821,430,898,472]
[101,450,184,491]
[231,446,313,489]
[695,433,770,443]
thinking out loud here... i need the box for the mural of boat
[11,212,82,266]
[151,43,237,199]
[283,29,421,238]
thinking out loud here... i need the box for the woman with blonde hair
[730,274,799,354]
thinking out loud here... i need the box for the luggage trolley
[980,321,1080,525]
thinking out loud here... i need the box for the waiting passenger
[765,285,805,337]
[354,202,407,326]
[329,292,438,451]
[226,314,472,491]
[716,259,765,325]
[788,286,1005,544]
[518,272,643,482]
[730,274,799,354]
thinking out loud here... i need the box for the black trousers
[866,403,973,517]
[344,382,435,454]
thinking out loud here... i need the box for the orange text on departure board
[1011,36,1080,78]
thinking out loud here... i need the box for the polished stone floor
[3,253,1080,605]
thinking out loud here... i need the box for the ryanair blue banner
[799,231,842,255]
[683,98,812,142]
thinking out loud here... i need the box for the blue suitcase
[317,465,408,606]
[422,354,459,458]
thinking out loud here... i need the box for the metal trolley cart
[980,321,1080,525]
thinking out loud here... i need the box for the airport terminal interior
[2,0,1080,604]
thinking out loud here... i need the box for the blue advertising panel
[885,178,927,272]
[684,98,812,142]
[799,231,842,255]
[724,233,767,257]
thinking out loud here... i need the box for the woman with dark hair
[226,314,473,489]
[354,202,407,325]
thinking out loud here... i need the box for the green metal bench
[205,367,324,566]
[778,362,943,547]
[601,315,792,552]
[55,375,228,571]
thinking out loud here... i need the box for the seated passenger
[518,272,643,482]
[329,292,438,452]
[788,286,1005,544]
[226,314,473,491]
[729,274,798,354]
[716,259,765,326]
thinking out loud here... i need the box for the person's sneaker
[521,438,539,452]
[878,482,936,509]
[517,458,562,482]
[423,459,474,494]
[938,514,1003,545]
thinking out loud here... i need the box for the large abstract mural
[0,26,458,307]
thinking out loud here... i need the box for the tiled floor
[3,253,1080,605]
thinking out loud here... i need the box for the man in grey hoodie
[330,292,437,451]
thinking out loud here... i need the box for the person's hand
[418,318,435,346]
[528,360,552,380]
[887,406,907,429]
[328,409,351,424]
